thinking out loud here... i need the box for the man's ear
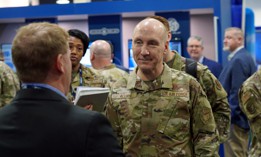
[168,31,172,41]
[187,46,190,54]
[201,46,204,51]
[56,54,64,73]
[90,52,95,61]
[164,41,169,55]
[238,36,243,45]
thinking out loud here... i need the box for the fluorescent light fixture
[56,0,70,4]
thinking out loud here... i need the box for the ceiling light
[56,0,70,4]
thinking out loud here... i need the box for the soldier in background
[106,18,219,156]
[239,67,261,157]
[0,50,4,61]
[0,61,20,107]
[89,40,129,88]
[149,15,231,144]
[67,29,106,103]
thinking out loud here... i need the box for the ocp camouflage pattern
[239,68,261,157]
[167,51,231,143]
[106,64,219,157]
[0,61,20,107]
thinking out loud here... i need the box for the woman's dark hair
[68,29,90,56]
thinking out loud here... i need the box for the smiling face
[69,36,84,69]
[132,19,168,74]
[187,38,204,61]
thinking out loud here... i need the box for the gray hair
[187,36,204,46]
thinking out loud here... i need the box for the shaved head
[133,18,168,43]
[90,40,112,58]
[132,18,169,80]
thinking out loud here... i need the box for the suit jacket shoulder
[202,57,222,78]
[0,88,123,157]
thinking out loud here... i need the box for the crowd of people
[0,15,259,157]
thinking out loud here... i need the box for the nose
[70,47,77,54]
[140,45,149,55]
[223,38,227,43]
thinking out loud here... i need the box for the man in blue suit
[219,27,257,157]
[187,36,223,78]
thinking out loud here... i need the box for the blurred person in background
[219,27,257,157]
[187,35,223,78]
[0,61,20,108]
[0,50,4,61]
[68,29,106,102]
[90,40,129,88]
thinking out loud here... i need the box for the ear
[90,52,95,61]
[168,31,172,41]
[56,54,65,74]
[163,41,169,55]
[238,36,243,45]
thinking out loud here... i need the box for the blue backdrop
[88,15,123,66]
[156,12,190,58]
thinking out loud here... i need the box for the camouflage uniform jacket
[90,64,129,88]
[106,63,219,157]
[239,68,261,157]
[0,61,20,107]
[166,51,230,143]
[68,64,106,101]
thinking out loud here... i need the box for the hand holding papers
[74,87,110,112]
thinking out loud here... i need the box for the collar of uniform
[171,50,184,71]
[127,63,173,91]
[72,64,96,84]
[101,64,116,70]
[89,64,116,74]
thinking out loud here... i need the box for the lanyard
[79,67,83,86]
[22,84,43,89]
[71,66,84,99]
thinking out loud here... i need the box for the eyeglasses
[188,45,202,49]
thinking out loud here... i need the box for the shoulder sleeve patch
[200,107,212,124]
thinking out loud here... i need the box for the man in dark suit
[0,22,124,157]
[219,27,257,157]
[187,36,223,78]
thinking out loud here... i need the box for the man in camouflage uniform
[239,67,261,157]
[89,40,129,88]
[149,15,231,143]
[68,29,106,103]
[0,61,20,107]
[106,18,219,156]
